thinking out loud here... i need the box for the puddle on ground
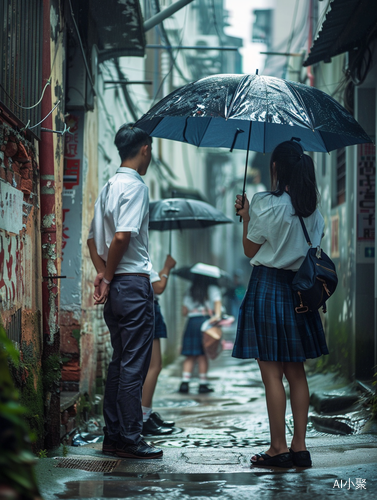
[56,471,343,499]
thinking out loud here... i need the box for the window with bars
[336,147,346,205]
[0,0,43,136]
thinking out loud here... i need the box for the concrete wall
[313,52,376,380]
[0,123,44,446]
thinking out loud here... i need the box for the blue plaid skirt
[181,315,210,356]
[232,265,329,362]
[154,300,167,339]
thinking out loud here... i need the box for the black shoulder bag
[292,217,338,314]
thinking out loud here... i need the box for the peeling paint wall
[314,54,376,380]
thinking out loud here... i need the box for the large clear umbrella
[136,73,373,217]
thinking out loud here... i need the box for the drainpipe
[40,0,61,449]
[144,0,194,32]
[307,0,315,87]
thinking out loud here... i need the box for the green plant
[0,324,41,498]
[37,449,47,458]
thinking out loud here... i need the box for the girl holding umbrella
[233,140,329,468]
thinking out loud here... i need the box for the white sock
[182,372,191,382]
[142,406,152,422]
[199,374,208,384]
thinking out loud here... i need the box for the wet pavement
[36,334,377,499]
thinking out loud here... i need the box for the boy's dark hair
[269,140,320,218]
[114,123,152,162]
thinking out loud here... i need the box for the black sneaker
[142,417,174,436]
[150,411,175,428]
[179,381,189,393]
[102,427,117,455]
[198,383,214,394]
[116,439,163,459]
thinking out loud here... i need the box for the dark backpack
[292,217,338,313]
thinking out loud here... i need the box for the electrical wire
[29,100,61,130]
[67,0,96,96]
[151,5,188,106]
[283,0,300,78]
[151,0,190,84]
[210,0,224,45]
[0,29,63,111]
[0,80,50,110]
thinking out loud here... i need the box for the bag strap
[298,216,312,248]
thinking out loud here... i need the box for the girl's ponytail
[270,141,319,217]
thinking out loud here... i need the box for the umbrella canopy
[135,73,372,153]
[149,198,233,231]
[172,263,232,288]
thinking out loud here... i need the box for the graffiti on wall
[0,182,24,309]
[0,232,24,309]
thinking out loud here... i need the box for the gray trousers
[103,275,154,445]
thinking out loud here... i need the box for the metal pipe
[104,80,153,85]
[260,51,302,57]
[147,44,239,51]
[40,0,61,449]
[144,0,194,32]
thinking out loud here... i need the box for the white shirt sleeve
[150,268,161,284]
[208,285,221,304]
[246,195,268,245]
[88,219,94,239]
[115,183,149,237]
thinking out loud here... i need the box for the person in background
[233,140,328,469]
[179,274,222,394]
[142,254,177,436]
[247,167,267,201]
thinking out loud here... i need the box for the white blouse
[247,192,325,271]
[183,285,222,317]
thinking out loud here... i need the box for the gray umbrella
[149,198,232,230]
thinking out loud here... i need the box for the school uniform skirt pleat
[153,300,167,339]
[232,265,329,362]
[181,315,210,356]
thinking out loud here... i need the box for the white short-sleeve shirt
[88,167,152,275]
[247,192,324,271]
[183,285,222,317]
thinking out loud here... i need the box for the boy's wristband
[161,274,169,279]
[103,277,111,285]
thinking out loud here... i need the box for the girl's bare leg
[283,361,309,452]
[142,339,162,408]
[197,355,208,375]
[183,356,196,374]
[252,359,289,460]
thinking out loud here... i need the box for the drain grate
[54,458,119,473]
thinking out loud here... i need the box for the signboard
[357,143,375,241]
[0,182,23,233]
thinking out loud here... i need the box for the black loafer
[290,448,312,467]
[150,411,175,428]
[102,427,118,455]
[179,382,189,393]
[198,383,214,394]
[142,417,174,436]
[116,439,163,459]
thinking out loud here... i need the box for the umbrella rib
[317,129,329,153]
[197,117,213,148]
[284,80,315,131]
